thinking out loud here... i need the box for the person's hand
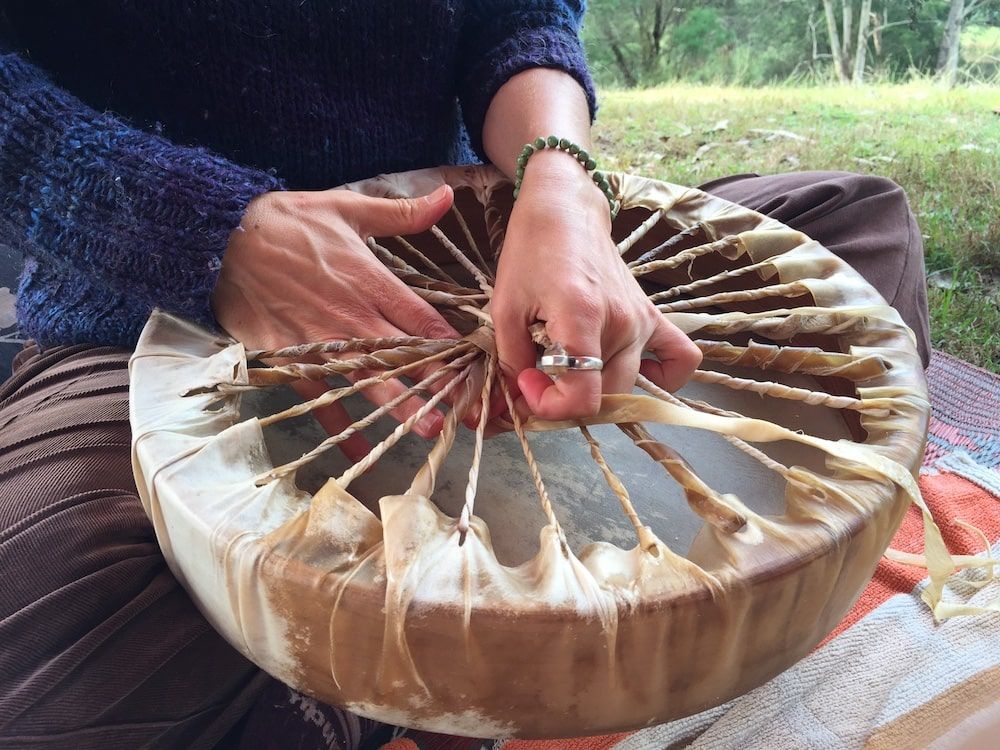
[492,151,702,420]
[212,185,462,460]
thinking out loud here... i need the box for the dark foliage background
[582,0,1000,86]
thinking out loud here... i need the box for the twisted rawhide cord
[693,340,890,382]
[225,191,917,559]
[580,425,659,551]
[655,281,812,313]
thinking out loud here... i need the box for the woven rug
[923,350,1000,475]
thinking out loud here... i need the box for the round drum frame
[130,166,931,738]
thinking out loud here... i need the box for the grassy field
[592,83,1000,371]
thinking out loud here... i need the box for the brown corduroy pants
[0,172,931,750]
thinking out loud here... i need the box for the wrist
[521,146,588,180]
[512,136,618,221]
[234,190,294,241]
[519,150,612,220]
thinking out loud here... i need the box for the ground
[593,83,1000,372]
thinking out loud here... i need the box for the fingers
[367,229,461,342]
[405,359,484,430]
[600,343,644,395]
[640,315,703,392]
[346,368,445,438]
[493,301,538,406]
[516,314,604,420]
[516,368,603,421]
[339,315,452,438]
[367,275,474,429]
[378,280,461,341]
[499,309,700,424]
[345,184,454,238]
[291,379,372,463]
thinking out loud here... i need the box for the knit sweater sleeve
[0,49,283,338]
[458,0,597,159]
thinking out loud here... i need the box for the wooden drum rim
[130,165,930,739]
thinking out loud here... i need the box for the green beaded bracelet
[512,135,620,219]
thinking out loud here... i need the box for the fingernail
[423,184,449,205]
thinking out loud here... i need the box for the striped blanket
[386,351,1000,750]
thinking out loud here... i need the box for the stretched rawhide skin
[130,166,935,739]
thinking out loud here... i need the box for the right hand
[212,185,462,461]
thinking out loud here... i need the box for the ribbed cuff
[16,258,152,348]
[460,25,598,160]
[1,52,283,331]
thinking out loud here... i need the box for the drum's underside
[130,166,930,738]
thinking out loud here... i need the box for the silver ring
[538,354,604,373]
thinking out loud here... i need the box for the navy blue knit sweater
[0,1,595,347]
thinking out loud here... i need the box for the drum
[130,165,937,738]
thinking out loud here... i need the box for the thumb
[353,184,454,238]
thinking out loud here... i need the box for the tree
[873,0,953,76]
[935,0,1000,85]
[820,1,925,84]
[672,8,731,67]
[937,0,966,85]
[587,0,686,86]
[822,0,850,80]
[580,0,1000,87]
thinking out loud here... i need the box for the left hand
[492,150,702,421]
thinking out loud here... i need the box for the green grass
[593,83,1000,372]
